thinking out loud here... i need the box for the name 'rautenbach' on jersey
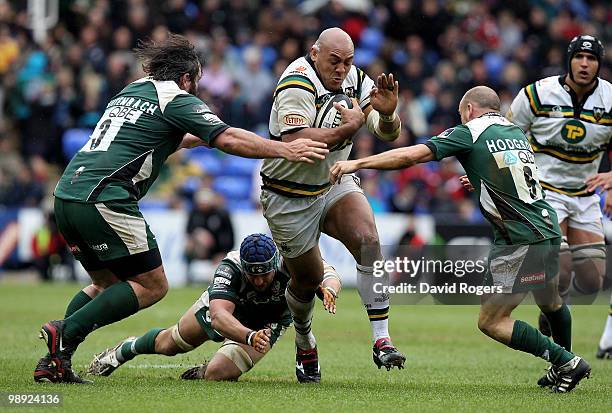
[55,77,229,203]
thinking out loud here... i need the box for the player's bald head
[311,28,354,91]
[314,27,353,53]
[459,86,501,112]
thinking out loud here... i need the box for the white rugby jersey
[507,75,612,196]
[260,55,374,197]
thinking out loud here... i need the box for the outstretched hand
[370,73,399,116]
[586,171,612,193]
[330,160,359,184]
[585,172,612,218]
[316,286,338,314]
[285,139,329,164]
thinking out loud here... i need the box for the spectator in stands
[233,46,274,126]
[185,188,235,264]
[0,0,608,221]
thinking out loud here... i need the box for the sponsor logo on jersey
[91,243,109,251]
[561,119,586,143]
[503,151,518,165]
[214,277,231,286]
[283,114,307,126]
[201,113,223,124]
[70,166,85,184]
[518,150,535,164]
[344,86,355,98]
[293,66,307,72]
[192,104,209,113]
[438,128,455,138]
[216,266,233,279]
[593,107,604,122]
[550,105,564,118]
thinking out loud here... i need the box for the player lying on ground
[87,234,341,381]
[330,86,591,393]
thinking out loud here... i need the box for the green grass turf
[0,281,610,413]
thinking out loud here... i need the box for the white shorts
[260,174,364,258]
[544,190,603,236]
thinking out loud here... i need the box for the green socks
[117,328,164,362]
[64,290,93,318]
[63,281,139,341]
[543,304,572,351]
[509,320,574,366]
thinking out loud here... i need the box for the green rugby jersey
[425,113,561,245]
[55,77,229,203]
[208,251,292,330]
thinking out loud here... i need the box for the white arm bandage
[366,110,401,141]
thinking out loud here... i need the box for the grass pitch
[1,281,610,412]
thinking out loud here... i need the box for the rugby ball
[314,93,353,128]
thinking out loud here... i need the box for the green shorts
[192,291,289,345]
[193,291,225,343]
[54,197,159,276]
[484,237,561,294]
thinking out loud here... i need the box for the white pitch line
[77,364,193,369]
[125,364,192,369]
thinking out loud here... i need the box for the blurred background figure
[185,188,235,265]
[30,210,73,282]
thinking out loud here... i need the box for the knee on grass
[203,363,241,381]
[205,345,253,381]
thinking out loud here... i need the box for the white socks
[356,263,390,342]
[285,286,317,350]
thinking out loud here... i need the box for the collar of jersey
[558,74,599,109]
[479,112,503,118]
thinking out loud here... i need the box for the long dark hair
[134,33,202,83]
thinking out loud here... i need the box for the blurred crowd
[0,0,610,227]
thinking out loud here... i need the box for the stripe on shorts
[95,203,149,254]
